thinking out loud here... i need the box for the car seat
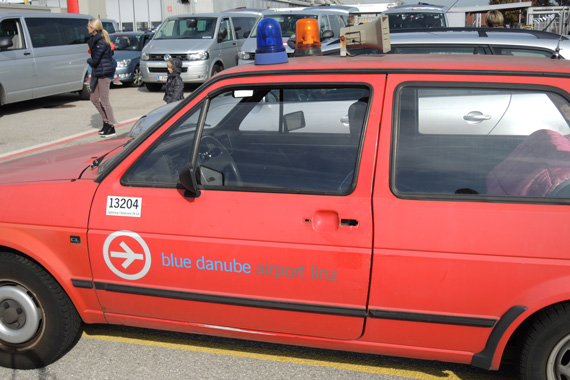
[486,129,570,197]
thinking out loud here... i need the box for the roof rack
[390,27,568,40]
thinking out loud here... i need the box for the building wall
[29,0,300,31]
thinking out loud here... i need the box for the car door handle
[23,51,31,56]
[463,111,491,122]
[306,211,359,231]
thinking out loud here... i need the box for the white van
[140,10,260,92]
[0,12,92,106]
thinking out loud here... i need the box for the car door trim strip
[92,281,368,317]
[368,309,497,327]
[82,281,502,327]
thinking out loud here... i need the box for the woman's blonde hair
[88,18,111,46]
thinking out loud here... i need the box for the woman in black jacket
[87,18,117,137]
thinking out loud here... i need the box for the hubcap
[0,285,42,344]
[133,68,143,86]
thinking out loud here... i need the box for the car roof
[390,27,567,40]
[165,11,261,20]
[387,27,570,53]
[110,31,149,36]
[384,3,447,13]
[0,12,92,19]
[223,54,570,77]
[260,8,350,16]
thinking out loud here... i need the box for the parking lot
[0,84,170,160]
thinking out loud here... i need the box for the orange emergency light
[294,18,321,57]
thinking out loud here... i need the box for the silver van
[140,10,260,92]
[0,12,92,106]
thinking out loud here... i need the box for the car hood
[0,140,126,185]
[143,38,214,53]
[113,50,141,60]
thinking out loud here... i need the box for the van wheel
[519,303,570,380]
[131,66,143,87]
[145,83,163,92]
[0,252,82,369]
[78,73,91,100]
[211,64,223,77]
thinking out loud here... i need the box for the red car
[2,48,570,380]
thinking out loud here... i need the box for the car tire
[131,66,144,87]
[211,64,223,77]
[78,73,91,100]
[519,303,570,380]
[145,83,163,92]
[0,252,82,369]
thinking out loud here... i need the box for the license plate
[157,75,167,81]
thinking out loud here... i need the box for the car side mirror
[287,34,296,50]
[321,30,334,39]
[283,110,306,132]
[179,162,201,197]
[0,36,14,51]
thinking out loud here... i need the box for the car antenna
[550,10,570,59]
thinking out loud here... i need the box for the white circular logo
[103,230,151,280]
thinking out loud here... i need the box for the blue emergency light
[255,18,288,65]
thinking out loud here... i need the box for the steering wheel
[198,135,242,186]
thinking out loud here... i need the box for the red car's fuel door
[87,74,384,340]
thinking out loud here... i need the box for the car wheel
[211,64,223,77]
[78,73,91,100]
[520,303,570,380]
[0,252,82,369]
[131,66,144,87]
[145,83,163,92]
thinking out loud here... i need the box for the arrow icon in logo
[103,231,152,281]
[110,241,144,269]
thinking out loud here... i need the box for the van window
[231,16,257,40]
[0,19,24,50]
[394,86,570,198]
[124,85,370,192]
[25,17,90,47]
[155,17,217,40]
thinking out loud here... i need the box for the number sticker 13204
[106,196,142,217]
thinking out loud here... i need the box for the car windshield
[154,17,216,39]
[110,34,142,50]
[252,14,318,38]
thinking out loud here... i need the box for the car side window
[219,18,233,41]
[394,86,570,198]
[26,17,63,47]
[0,19,24,50]
[124,85,370,193]
[390,45,488,55]
[232,17,257,40]
[320,15,331,35]
[492,46,554,58]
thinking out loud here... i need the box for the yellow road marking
[83,326,514,380]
